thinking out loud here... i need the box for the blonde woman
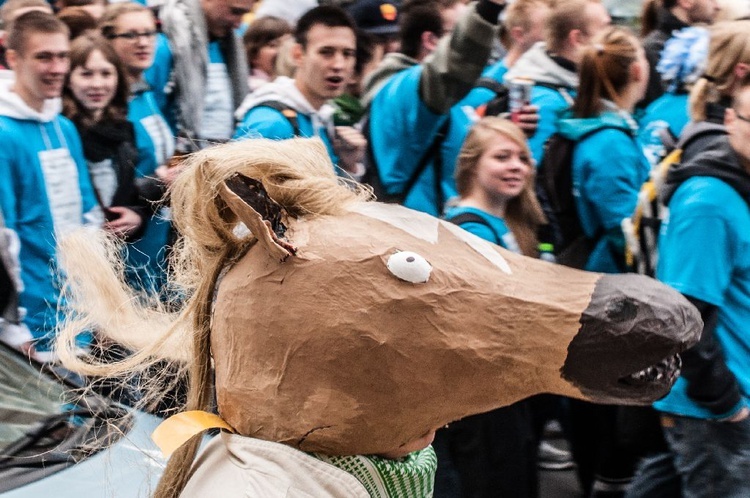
[438,117,547,498]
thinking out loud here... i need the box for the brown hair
[6,10,68,52]
[546,0,600,52]
[98,2,153,39]
[62,32,130,128]
[689,20,750,121]
[0,0,50,29]
[455,117,546,257]
[572,26,639,118]
[243,15,292,71]
[57,6,97,40]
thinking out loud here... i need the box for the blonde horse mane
[55,138,371,498]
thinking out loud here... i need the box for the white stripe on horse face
[351,202,512,275]
[440,221,512,275]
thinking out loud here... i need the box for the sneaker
[537,441,575,470]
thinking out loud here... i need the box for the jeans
[662,415,750,498]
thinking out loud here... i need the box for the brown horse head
[212,171,701,456]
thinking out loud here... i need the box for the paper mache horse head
[57,138,701,494]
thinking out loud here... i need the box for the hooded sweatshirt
[234,76,339,165]
[504,42,577,163]
[556,108,648,274]
[655,144,750,419]
[0,79,99,351]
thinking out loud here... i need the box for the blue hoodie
[556,109,649,274]
[0,81,100,350]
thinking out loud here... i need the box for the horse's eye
[387,251,432,283]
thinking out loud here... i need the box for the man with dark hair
[149,0,254,151]
[0,11,99,360]
[234,5,366,175]
[362,0,507,217]
[641,0,720,107]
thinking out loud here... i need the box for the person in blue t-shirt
[149,0,253,150]
[234,6,366,176]
[0,12,100,359]
[439,117,546,498]
[630,75,750,498]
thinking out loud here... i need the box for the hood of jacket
[504,42,578,90]
[556,108,636,141]
[0,78,61,122]
[234,76,335,124]
[360,52,419,108]
[662,138,750,205]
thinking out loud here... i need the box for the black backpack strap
[444,211,502,245]
[254,100,300,136]
[475,77,507,95]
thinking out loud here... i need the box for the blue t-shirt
[443,206,521,253]
[201,41,234,141]
[654,176,750,419]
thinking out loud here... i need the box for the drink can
[509,77,533,123]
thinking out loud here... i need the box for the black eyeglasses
[107,30,158,41]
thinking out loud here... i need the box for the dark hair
[57,6,97,40]
[640,0,660,37]
[573,26,639,118]
[662,0,677,10]
[243,16,292,69]
[63,32,130,128]
[294,5,357,48]
[6,10,69,52]
[398,0,443,59]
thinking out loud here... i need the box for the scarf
[313,446,437,498]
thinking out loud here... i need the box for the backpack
[535,126,629,270]
[623,122,727,277]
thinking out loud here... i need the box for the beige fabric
[181,433,368,498]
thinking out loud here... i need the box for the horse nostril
[605,298,638,322]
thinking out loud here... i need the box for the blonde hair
[504,0,553,32]
[55,138,371,498]
[455,117,546,257]
[689,20,750,121]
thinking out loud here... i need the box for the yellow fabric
[152,411,234,457]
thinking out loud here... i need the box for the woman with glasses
[100,2,176,292]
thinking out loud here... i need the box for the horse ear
[219,174,297,261]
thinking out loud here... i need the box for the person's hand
[156,163,183,187]
[513,104,539,138]
[333,126,367,177]
[722,406,750,423]
[104,207,143,238]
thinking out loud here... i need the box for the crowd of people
[1,0,750,496]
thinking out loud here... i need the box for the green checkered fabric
[313,446,437,498]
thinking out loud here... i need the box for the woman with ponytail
[554,26,652,496]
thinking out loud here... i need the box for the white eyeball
[387,251,432,283]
